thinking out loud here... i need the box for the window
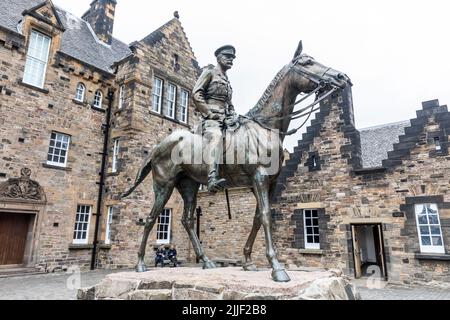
[105,206,114,245]
[152,77,163,113]
[156,209,172,244]
[304,209,320,250]
[75,83,85,102]
[415,204,445,254]
[93,90,103,108]
[434,137,442,151]
[118,85,125,109]
[47,132,70,167]
[167,83,176,119]
[180,89,189,124]
[73,205,91,244]
[23,30,51,88]
[112,139,120,173]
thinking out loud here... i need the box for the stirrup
[208,178,227,193]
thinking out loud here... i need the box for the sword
[223,103,232,220]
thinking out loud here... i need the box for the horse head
[291,40,352,93]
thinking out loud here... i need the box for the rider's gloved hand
[207,112,221,121]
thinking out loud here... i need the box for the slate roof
[359,120,411,168]
[0,0,131,74]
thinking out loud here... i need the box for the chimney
[82,0,117,45]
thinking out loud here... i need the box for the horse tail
[120,155,153,199]
[120,134,183,199]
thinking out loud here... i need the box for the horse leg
[243,183,277,272]
[243,206,261,271]
[177,178,216,269]
[252,171,290,282]
[136,182,174,272]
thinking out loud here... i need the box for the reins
[248,60,340,137]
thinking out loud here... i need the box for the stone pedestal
[78,267,360,300]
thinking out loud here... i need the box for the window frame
[93,90,103,108]
[156,208,172,245]
[415,203,445,254]
[73,205,92,245]
[23,30,52,88]
[166,83,177,119]
[46,132,71,168]
[112,138,120,173]
[303,209,321,250]
[75,83,86,102]
[105,206,114,245]
[180,89,189,124]
[152,77,163,113]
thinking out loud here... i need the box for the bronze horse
[122,41,351,282]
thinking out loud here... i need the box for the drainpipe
[91,88,114,270]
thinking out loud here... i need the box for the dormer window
[434,137,441,151]
[93,90,103,108]
[23,30,51,88]
[75,83,85,102]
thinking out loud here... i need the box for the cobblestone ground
[1,269,450,300]
[357,285,450,300]
[0,269,128,300]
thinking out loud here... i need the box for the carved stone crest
[0,168,45,201]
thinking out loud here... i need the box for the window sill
[18,80,49,94]
[299,249,324,255]
[149,111,190,128]
[415,253,450,261]
[72,99,86,106]
[91,105,106,113]
[42,163,72,171]
[68,244,111,251]
[69,244,93,250]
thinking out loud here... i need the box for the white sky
[53,0,450,151]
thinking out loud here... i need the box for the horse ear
[293,40,303,61]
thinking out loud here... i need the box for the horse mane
[246,62,293,118]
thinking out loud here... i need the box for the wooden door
[377,225,387,279]
[0,213,30,266]
[351,225,362,278]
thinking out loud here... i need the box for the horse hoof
[243,263,258,272]
[203,261,217,269]
[136,264,147,273]
[272,269,291,282]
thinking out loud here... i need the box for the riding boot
[207,168,226,193]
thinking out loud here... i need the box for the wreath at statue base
[78,267,360,300]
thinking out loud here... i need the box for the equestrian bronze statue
[122,41,351,282]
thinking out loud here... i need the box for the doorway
[351,224,387,280]
[0,212,32,267]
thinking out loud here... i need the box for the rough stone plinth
[77,267,360,300]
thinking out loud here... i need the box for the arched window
[93,90,103,108]
[75,83,85,102]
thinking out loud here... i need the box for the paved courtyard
[0,269,450,300]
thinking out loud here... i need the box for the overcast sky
[53,0,450,151]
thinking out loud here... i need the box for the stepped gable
[273,86,362,202]
[382,99,449,168]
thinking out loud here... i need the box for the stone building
[1,0,448,287]
[197,89,450,286]
[0,0,200,272]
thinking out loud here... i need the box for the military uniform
[192,45,237,192]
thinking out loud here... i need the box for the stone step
[0,267,46,279]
